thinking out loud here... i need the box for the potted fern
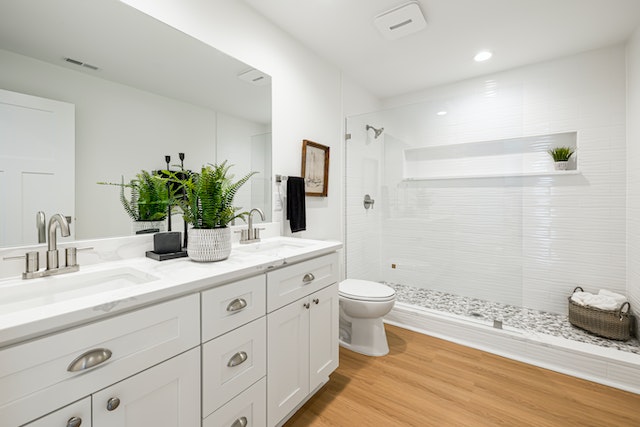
[169,161,256,262]
[547,146,575,170]
[98,170,172,234]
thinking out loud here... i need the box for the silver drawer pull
[231,416,248,427]
[302,273,315,283]
[67,348,112,372]
[227,298,248,312]
[106,397,120,411]
[67,417,82,427]
[227,351,248,367]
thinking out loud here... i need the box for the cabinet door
[309,283,339,390]
[267,299,309,427]
[93,348,200,427]
[24,397,91,427]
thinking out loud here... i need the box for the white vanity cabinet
[1,294,200,427]
[266,253,339,426]
[201,275,267,426]
[1,240,342,427]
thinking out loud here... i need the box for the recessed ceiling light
[436,111,447,116]
[474,51,492,62]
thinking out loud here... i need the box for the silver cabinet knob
[302,273,315,283]
[67,348,112,372]
[227,298,248,312]
[313,298,319,305]
[303,302,310,309]
[231,416,248,427]
[67,417,82,427]
[106,397,120,411]
[227,351,248,367]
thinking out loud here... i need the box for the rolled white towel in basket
[583,294,619,311]
[598,289,627,306]
[570,291,591,306]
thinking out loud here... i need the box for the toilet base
[338,316,390,356]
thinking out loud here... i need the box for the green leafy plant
[98,170,172,221]
[547,146,575,162]
[167,161,257,229]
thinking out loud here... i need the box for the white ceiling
[243,0,640,100]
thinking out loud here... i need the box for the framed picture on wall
[301,139,329,197]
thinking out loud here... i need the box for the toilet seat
[339,279,396,302]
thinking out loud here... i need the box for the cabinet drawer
[267,252,338,312]
[25,396,91,427]
[202,275,266,342]
[0,294,200,427]
[202,317,266,418]
[203,377,266,427]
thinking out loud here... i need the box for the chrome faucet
[239,208,265,244]
[15,213,80,279]
[47,214,71,269]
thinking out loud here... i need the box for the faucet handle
[234,229,249,242]
[25,251,39,273]
[253,227,266,241]
[65,247,77,267]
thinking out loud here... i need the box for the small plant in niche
[98,170,172,222]
[547,146,575,162]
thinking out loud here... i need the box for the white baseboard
[386,302,640,395]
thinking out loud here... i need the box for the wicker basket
[568,287,634,341]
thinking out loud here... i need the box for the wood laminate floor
[284,325,640,427]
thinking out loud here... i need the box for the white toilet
[338,279,396,356]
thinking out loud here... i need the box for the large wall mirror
[0,0,272,248]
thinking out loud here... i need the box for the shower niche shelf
[402,131,578,181]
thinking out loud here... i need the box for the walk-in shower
[344,95,636,354]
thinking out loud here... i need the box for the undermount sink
[233,237,316,257]
[0,266,159,314]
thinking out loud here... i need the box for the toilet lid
[339,279,396,301]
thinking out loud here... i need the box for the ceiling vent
[374,1,427,40]
[237,68,271,86]
[63,57,99,71]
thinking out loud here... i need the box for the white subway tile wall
[628,28,640,317]
[347,45,629,315]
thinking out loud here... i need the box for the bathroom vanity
[0,237,341,427]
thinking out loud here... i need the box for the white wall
[627,28,640,317]
[121,0,344,241]
[348,46,627,315]
[0,49,216,239]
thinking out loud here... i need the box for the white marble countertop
[0,237,342,348]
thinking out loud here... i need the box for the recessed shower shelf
[403,170,581,181]
[403,131,578,181]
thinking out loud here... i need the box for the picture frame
[301,139,330,197]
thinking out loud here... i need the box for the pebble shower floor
[387,283,640,355]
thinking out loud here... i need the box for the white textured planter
[132,220,166,234]
[187,227,231,262]
[554,161,569,170]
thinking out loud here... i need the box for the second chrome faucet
[238,208,265,244]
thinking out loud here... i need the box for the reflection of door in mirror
[216,113,272,223]
[0,89,75,247]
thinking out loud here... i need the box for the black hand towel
[286,176,306,233]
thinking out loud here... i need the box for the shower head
[366,124,384,139]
